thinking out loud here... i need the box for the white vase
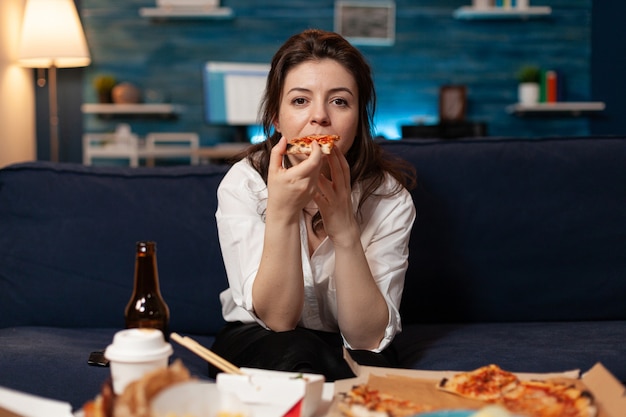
[518,82,539,105]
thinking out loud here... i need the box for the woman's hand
[315,146,389,350]
[267,137,324,220]
[314,146,359,247]
[252,137,324,332]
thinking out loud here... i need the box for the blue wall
[590,2,626,136]
[79,0,593,149]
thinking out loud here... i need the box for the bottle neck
[134,255,160,294]
[133,242,160,295]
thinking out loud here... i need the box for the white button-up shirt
[215,158,416,352]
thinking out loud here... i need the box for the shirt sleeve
[215,160,269,327]
[344,177,416,352]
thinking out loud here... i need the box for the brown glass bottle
[124,241,170,340]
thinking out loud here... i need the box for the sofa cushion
[379,137,626,324]
[394,321,626,383]
[0,162,230,334]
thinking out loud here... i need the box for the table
[401,121,488,139]
[83,134,249,167]
[195,143,250,162]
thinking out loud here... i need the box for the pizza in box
[337,364,597,417]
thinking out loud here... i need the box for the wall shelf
[453,6,552,20]
[82,103,182,118]
[139,6,234,19]
[506,102,606,116]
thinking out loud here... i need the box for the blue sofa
[1,136,624,411]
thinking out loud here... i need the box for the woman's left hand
[314,147,360,247]
[315,147,389,350]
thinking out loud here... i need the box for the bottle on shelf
[124,241,170,339]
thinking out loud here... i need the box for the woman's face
[274,59,359,157]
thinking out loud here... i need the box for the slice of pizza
[286,134,340,155]
[502,380,597,417]
[438,365,597,417]
[438,364,521,401]
[338,384,431,417]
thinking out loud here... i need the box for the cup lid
[104,328,173,362]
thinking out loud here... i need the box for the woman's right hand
[253,136,323,331]
[266,137,323,219]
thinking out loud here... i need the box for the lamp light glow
[18,0,91,68]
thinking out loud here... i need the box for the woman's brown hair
[245,29,415,224]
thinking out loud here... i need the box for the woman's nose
[310,103,330,126]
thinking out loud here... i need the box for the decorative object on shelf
[114,123,135,145]
[439,85,467,123]
[517,65,541,105]
[472,0,493,10]
[93,74,117,103]
[112,82,142,104]
[540,69,559,103]
[495,0,530,8]
[17,0,91,162]
[334,1,396,46]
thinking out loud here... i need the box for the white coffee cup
[104,328,173,394]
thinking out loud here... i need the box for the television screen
[203,61,270,127]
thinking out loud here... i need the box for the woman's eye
[332,98,348,106]
[292,97,307,105]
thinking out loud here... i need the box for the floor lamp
[18,0,91,162]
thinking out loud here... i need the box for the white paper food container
[151,381,249,417]
[217,368,325,417]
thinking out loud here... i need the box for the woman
[210,29,416,380]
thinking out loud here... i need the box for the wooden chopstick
[171,332,245,375]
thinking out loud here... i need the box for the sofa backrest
[379,136,626,324]
[2,136,625,332]
[0,162,230,334]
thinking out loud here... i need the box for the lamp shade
[18,0,91,68]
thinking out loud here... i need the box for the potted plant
[517,65,541,105]
[93,74,117,103]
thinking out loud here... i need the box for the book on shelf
[540,69,562,103]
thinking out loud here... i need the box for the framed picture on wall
[334,1,395,46]
[439,85,467,123]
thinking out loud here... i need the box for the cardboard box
[327,358,626,417]
[330,353,626,417]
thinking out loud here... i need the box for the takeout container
[104,328,173,395]
[151,381,249,417]
[217,368,325,417]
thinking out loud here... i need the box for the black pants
[208,321,399,381]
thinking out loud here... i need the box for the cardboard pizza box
[330,351,626,417]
